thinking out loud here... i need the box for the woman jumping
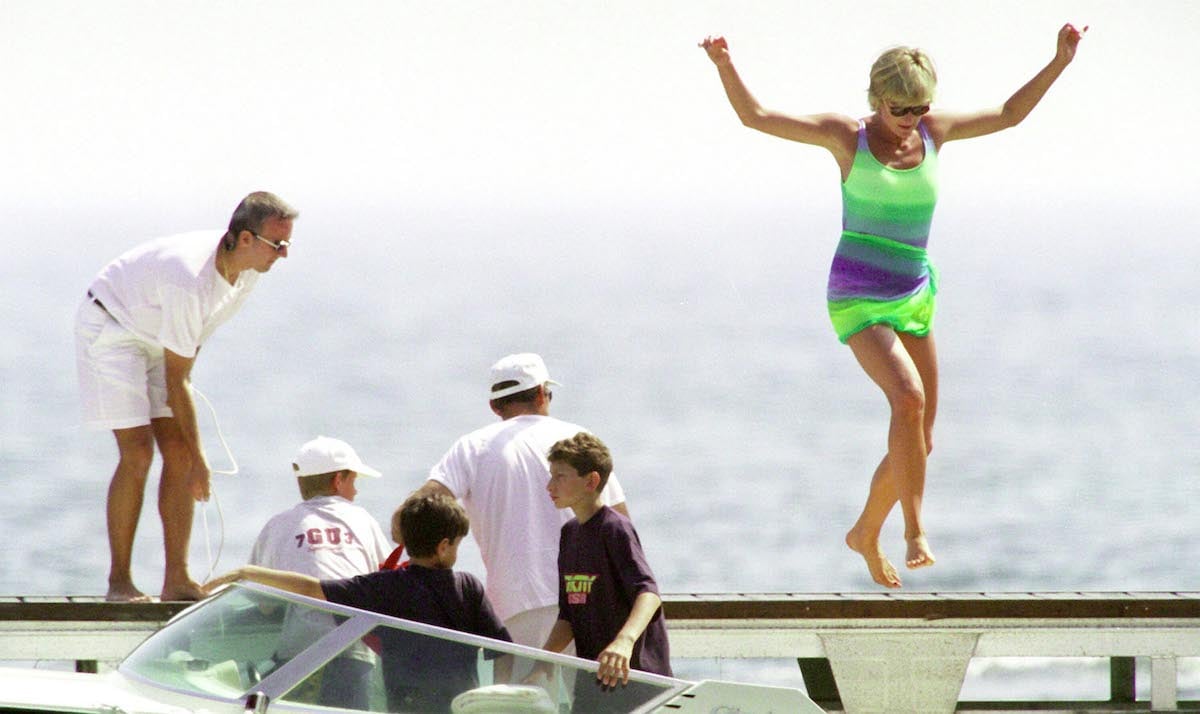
[700,24,1085,587]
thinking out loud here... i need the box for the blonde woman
[700,25,1085,587]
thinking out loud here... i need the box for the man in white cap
[412,353,630,655]
[247,435,391,708]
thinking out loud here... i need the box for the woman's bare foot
[160,579,205,602]
[906,533,936,569]
[845,528,901,588]
[106,581,152,603]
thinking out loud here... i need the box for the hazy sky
[3,0,1196,237]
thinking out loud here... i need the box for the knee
[157,442,195,474]
[154,432,196,474]
[116,433,156,477]
[889,384,926,421]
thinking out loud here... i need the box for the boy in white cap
[247,435,391,708]
[411,353,630,661]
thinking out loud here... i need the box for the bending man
[76,191,298,601]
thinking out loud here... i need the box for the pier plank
[0,596,190,623]
[660,591,1200,621]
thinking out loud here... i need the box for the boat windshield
[120,584,687,712]
[121,585,328,699]
[279,622,683,712]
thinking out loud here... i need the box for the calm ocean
[2,194,1197,698]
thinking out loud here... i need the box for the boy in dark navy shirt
[206,493,512,710]
[535,432,671,710]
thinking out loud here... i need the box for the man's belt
[87,290,114,320]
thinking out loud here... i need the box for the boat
[0,582,823,713]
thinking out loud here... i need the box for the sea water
[2,195,1197,700]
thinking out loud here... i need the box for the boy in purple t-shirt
[535,432,671,709]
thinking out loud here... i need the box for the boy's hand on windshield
[597,634,634,688]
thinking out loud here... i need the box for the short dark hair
[390,505,404,544]
[225,191,299,249]
[399,494,470,558]
[488,381,542,410]
[547,432,613,491]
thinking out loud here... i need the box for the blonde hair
[867,46,937,112]
[297,471,339,500]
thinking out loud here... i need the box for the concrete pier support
[1151,656,1178,711]
[819,631,978,714]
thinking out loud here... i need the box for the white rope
[191,385,236,582]
[191,385,239,477]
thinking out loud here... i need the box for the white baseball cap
[292,436,382,478]
[488,352,561,400]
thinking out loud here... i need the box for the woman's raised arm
[700,35,856,162]
[927,23,1086,145]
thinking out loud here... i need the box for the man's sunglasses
[254,233,291,252]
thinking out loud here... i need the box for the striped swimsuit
[826,120,939,343]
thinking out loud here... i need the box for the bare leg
[844,453,902,588]
[849,331,940,545]
[107,427,155,602]
[898,331,938,568]
[153,417,204,601]
[843,326,936,586]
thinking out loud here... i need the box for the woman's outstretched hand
[1056,23,1087,64]
[699,35,730,66]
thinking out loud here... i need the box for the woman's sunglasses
[888,104,931,117]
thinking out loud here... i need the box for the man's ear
[436,537,452,557]
[586,471,601,492]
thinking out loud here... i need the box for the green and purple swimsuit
[826,120,939,342]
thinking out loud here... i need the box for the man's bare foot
[845,528,901,588]
[160,580,205,602]
[906,533,936,569]
[106,581,152,603]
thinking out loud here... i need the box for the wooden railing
[661,591,1200,713]
[3,592,1199,712]
[0,596,189,672]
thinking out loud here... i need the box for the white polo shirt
[250,496,391,578]
[87,230,258,358]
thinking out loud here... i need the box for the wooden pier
[0,595,190,673]
[663,591,1200,713]
[2,591,1199,713]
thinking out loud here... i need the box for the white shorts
[75,296,171,430]
[504,604,573,651]
[504,605,576,696]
